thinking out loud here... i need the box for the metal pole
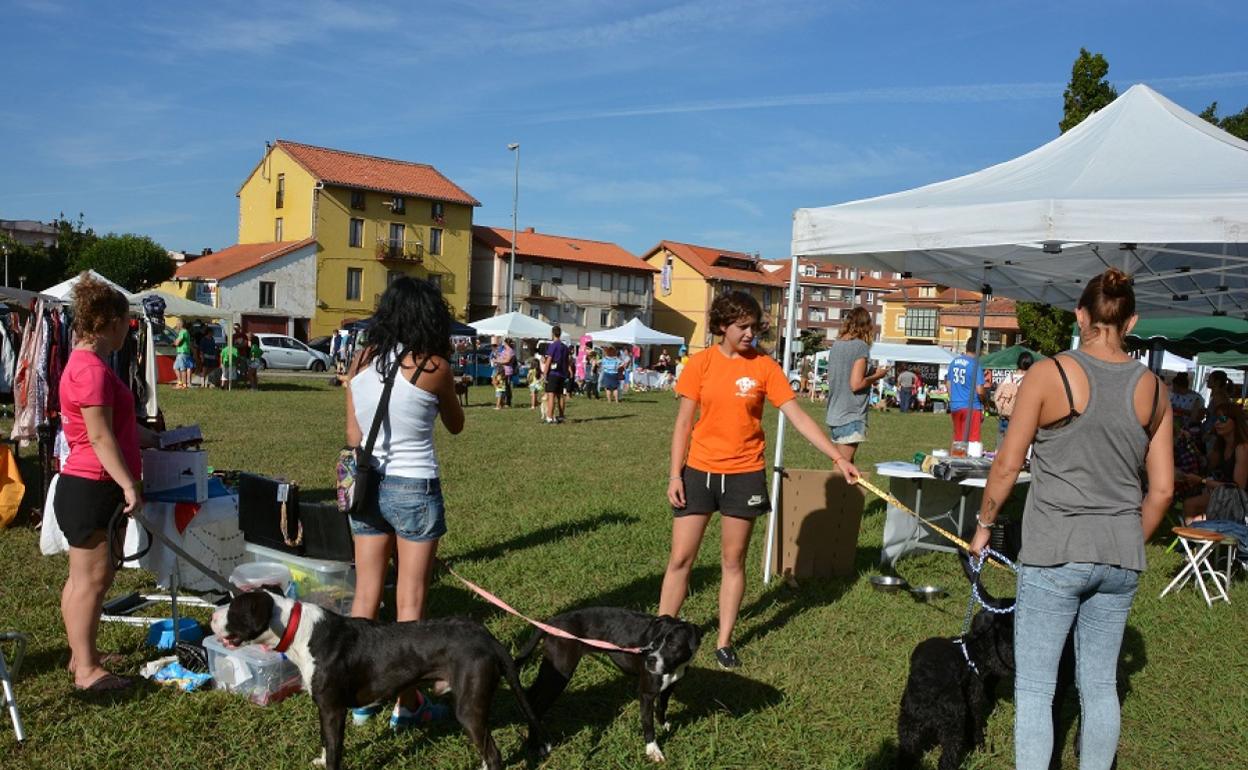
[763,253,802,585]
[3,244,8,288]
[507,143,520,313]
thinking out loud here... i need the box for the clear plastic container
[242,542,355,614]
[203,634,302,706]
[229,562,294,596]
[950,441,968,458]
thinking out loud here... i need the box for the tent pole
[764,254,802,585]
[962,271,989,445]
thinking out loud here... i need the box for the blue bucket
[146,618,204,650]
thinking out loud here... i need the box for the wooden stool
[1161,527,1230,606]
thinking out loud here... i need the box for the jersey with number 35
[947,354,982,411]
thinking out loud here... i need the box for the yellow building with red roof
[167,139,479,338]
[642,241,783,353]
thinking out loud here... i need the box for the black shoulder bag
[335,349,423,518]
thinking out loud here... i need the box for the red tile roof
[878,285,985,305]
[940,298,1019,326]
[275,140,480,206]
[173,238,316,281]
[648,241,783,287]
[474,226,656,272]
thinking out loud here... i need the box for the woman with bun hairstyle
[57,273,160,691]
[970,268,1173,769]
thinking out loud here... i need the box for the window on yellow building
[351,190,366,210]
[275,174,285,209]
[274,217,283,241]
[763,288,772,311]
[431,201,444,221]
[346,268,362,301]
[259,281,275,309]
[349,218,363,248]
[429,227,442,256]
[428,273,442,292]
[905,308,938,338]
[896,314,906,331]
[390,196,405,215]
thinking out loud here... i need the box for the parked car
[252,333,332,371]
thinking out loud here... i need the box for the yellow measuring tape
[856,476,1010,573]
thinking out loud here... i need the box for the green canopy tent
[1125,316,1248,358]
[1194,351,1248,368]
[979,345,1046,370]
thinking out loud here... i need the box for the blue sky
[3,0,1247,263]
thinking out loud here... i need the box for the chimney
[201,248,213,256]
[525,226,535,233]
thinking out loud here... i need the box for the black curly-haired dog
[895,575,1015,770]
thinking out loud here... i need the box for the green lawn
[2,382,1245,769]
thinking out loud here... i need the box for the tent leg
[764,254,803,585]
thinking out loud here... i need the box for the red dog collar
[273,601,302,654]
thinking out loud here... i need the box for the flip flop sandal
[77,672,132,692]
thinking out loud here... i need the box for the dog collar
[274,601,303,654]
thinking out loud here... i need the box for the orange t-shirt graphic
[676,347,796,474]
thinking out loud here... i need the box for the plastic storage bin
[229,562,294,596]
[203,634,302,706]
[243,542,355,614]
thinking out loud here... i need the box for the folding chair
[1160,527,1231,606]
[1,631,28,743]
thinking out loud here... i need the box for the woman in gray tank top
[970,268,1173,770]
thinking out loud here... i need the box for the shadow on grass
[734,571,858,648]
[248,383,325,393]
[445,510,640,565]
[565,415,635,424]
[529,664,783,759]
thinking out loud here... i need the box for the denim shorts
[829,419,867,444]
[349,475,447,542]
[173,353,195,371]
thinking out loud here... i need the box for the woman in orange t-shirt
[659,292,861,669]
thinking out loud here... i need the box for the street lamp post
[507,142,520,314]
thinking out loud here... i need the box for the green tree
[1015,303,1075,356]
[72,233,173,291]
[1058,47,1117,133]
[797,328,827,355]
[1198,101,1248,141]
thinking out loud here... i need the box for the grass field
[2,380,1246,769]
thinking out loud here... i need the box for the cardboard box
[767,468,865,581]
[141,449,208,503]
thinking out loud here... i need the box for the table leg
[171,561,181,646]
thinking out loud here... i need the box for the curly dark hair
[362,276,453,375]
[71,272,130,338]
[708,291,768,336]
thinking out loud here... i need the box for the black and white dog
[513,607,702,763]
[895,559,1016,770]
[211,590,547,770]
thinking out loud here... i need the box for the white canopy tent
[586,317,684,346]
[130,289,230,320]
[467,311,552,339]
[43,270,135,301]
[763,83,1248,583]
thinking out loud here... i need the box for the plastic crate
[203,634,302,706]
[243,542,355,614]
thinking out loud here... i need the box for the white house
[167,237,318,340]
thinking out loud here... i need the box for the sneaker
[715,646,741,670]
[389,697,451,731]
[351,703,383,726]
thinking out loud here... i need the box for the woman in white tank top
[344,277,465,727]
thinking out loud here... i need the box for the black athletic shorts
[545,376,566,396]
[54,474,126,548]
[674,467,769,519]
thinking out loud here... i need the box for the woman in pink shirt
[56,274,158,691]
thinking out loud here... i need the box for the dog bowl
[146,618,204,650]
[909,585,948,603]
[868,575,908,593]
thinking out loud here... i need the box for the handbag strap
[362,348,430,456]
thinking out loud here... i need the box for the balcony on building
[514,276,558,299]
[375,237,424,263]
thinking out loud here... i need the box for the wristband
[669,475,682,482]
[976,515,995,530]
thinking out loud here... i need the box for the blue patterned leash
[957,547,1018,674]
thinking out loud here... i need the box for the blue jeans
[349,476,446,542]
[1014,563,1139,770]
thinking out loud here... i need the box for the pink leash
[437,560,642,654]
